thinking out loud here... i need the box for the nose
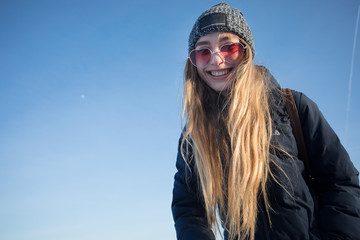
[209,51,225,66]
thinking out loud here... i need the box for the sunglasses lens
[189,49,211,67]
[220,43,244,62]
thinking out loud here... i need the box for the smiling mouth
[209,69,231,76]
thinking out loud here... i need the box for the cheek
[197,68,207,81]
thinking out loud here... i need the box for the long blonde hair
[181,40,273,240]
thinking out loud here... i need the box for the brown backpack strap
[281,88,313,183]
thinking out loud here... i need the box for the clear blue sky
[0,0,359,239]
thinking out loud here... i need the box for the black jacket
[171,88,360,240]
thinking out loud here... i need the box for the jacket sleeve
[171,136,216,240]
[293,91,360,240]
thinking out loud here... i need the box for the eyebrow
[195,35,237,48]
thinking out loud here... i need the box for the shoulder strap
[281,88,314,183]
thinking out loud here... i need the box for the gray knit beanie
[188,2,255,56]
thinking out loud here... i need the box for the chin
[209,83,231,92]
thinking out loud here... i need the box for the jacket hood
[257,65,281,89]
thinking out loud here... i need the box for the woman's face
[193,32,242,92]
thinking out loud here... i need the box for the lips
[208,69,231,77]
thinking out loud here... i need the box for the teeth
[210,69,229,76]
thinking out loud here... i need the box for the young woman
[171,2,360,240]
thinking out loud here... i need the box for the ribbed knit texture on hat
[188,2,255,56]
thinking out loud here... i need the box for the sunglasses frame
[189,42,247,68]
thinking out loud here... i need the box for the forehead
[195,32,239,47]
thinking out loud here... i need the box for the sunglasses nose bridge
[209,50,225,65]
